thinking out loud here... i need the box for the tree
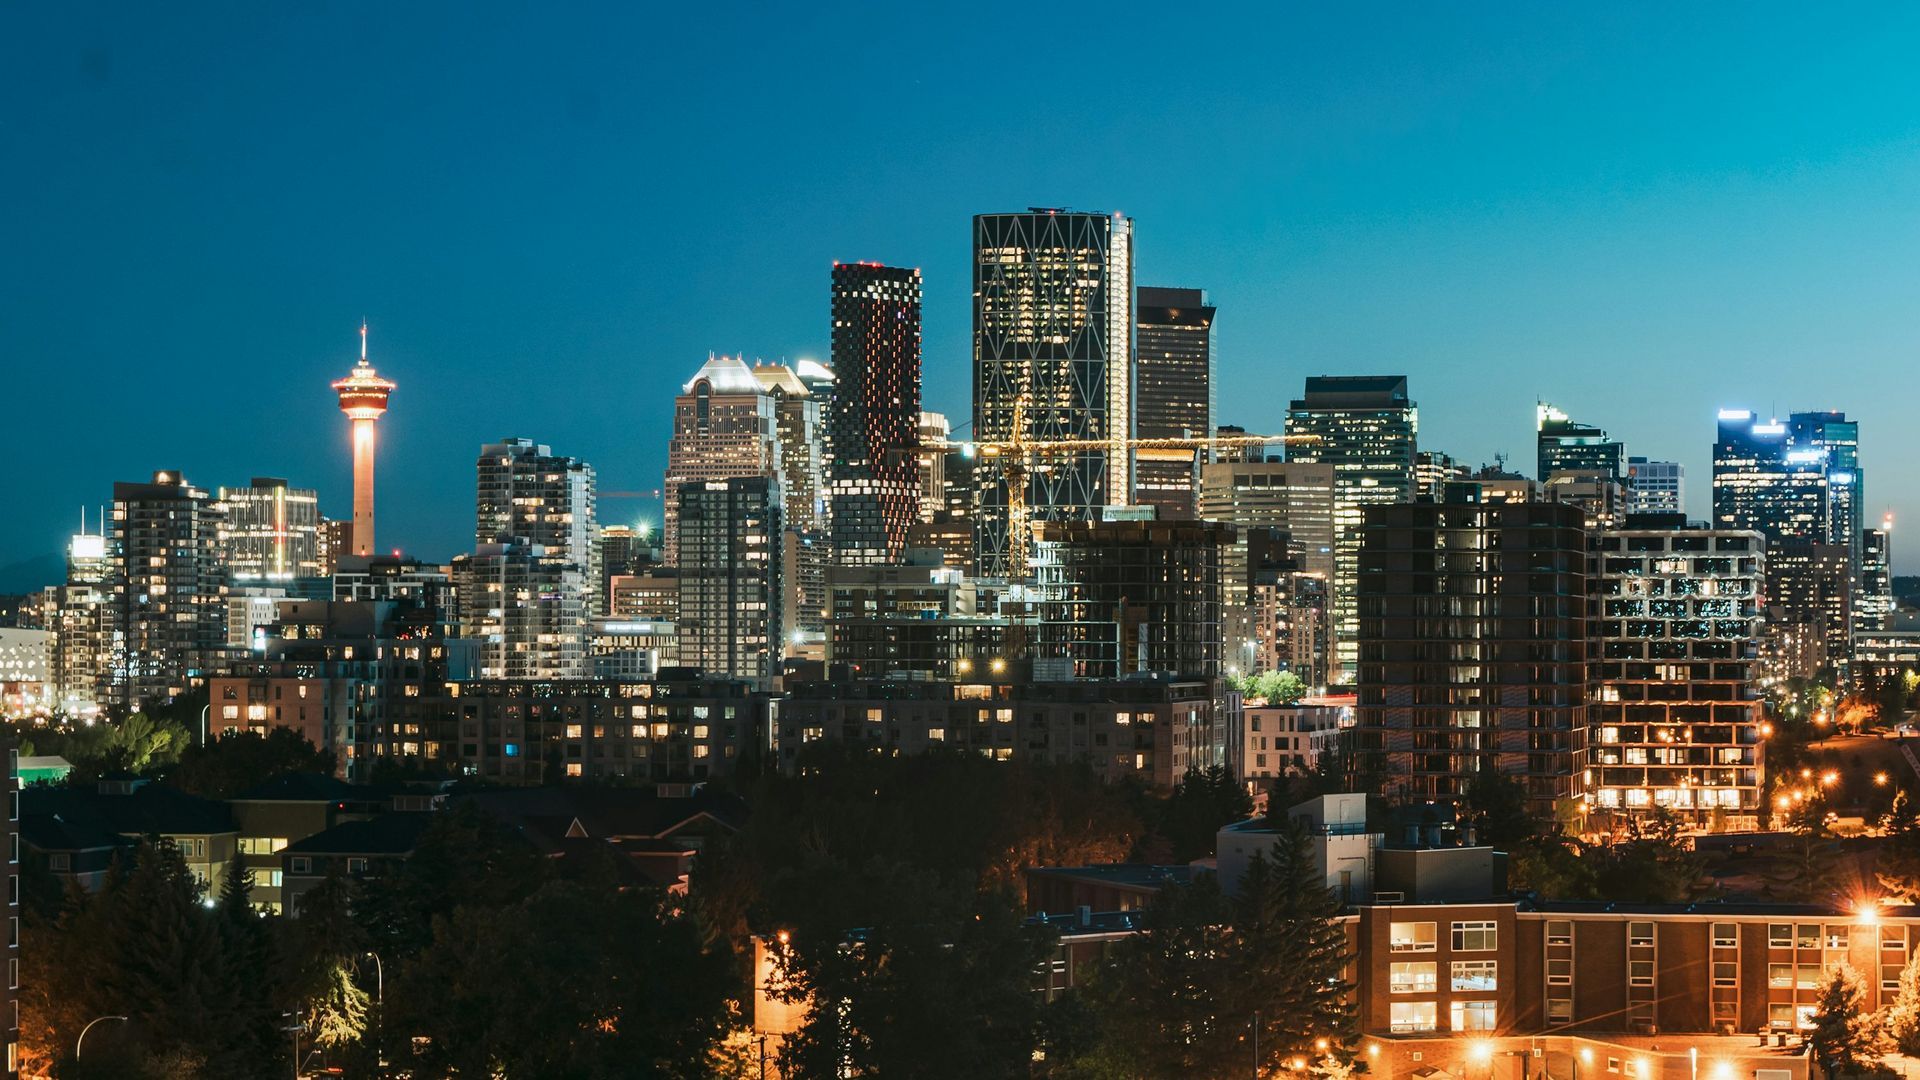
[392,881,740,1078]
[1884,951,1920,1055]
[1064,820,1356,1076]
[1462,768,1537,848]
[767,858,1052,1080]
[169,727,336,799]
[1877,790,1920,901]
[1073,873,1231,1076]
[1157,766,1254,862]
[1808,963,1885,1076]
[1232,670,1309,706]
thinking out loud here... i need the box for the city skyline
[10,5,1920,579]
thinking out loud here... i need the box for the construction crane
[968,396,1318,576]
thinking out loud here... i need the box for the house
[456,785,746,891]
[21,780,236,896]
[228,773,390,913]
[279,813,434,915]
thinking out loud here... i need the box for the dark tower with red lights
[827,262,922,564]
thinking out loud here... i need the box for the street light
[76,1014,128,1061]
[363,951,385,1077]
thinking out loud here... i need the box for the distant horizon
[9,4,1920,577]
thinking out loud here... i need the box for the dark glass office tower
[828,262,922,566]
[972,209,1134,577]
[1536,402,1624,481]
[1133,286,1215,519]
[1284,375,1418,679]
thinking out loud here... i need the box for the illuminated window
[1390,962,1436,994]
[1390,922,1436,952]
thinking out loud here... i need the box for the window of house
[1390,962,1436,994]
[1826,926,1851,950]
[1769,924,1792,948]
[1768,1004,1794,1029]
[1714,1000,1739,1019]
[347,857,369,874]
[1451,1000,1496,1032]
[1606,1058,1621,1074]
[1452,961,1497,992]
[1628,922,1654,947]
[1797,964,1820,989]
[1884,964,1903,992]
[1713,923,1738,948]
[1451,921,1497,951]
[1769,963,1794,988]
[1629,960,1654,986]
[1391,922,1437,952]
[1390,1002,1437,1033]
[290,857,311,874]
[1548,958,1573,985]
[1547,921,1572,945]
[1796,925,1820,949]
[1884,927,1907,952]
[1547,998,1573,1024]
[1713,962,1736,987]
[48,854,70,872]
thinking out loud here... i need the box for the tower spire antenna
[360,320,368,363]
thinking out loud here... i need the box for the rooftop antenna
[360,320,369,363]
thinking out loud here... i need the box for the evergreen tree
[1808,963,1885,1076]
[1233,819,1357,1067]
[1884,952,1920,1055]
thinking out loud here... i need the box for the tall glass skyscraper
[972,209,1133,577]
[1285,376,1418,679]
[1133,286,1215,519]
[828,262,922,565]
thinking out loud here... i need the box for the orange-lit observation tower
[332,323,395,557]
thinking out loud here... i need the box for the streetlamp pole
[365,951,385,1077]
[76,1014,128,1061]
[200,703,210,746]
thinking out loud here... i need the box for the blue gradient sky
[7,3,1920,577]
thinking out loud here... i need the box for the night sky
[8,3,1920,581]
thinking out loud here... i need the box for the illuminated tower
[332,324,395,557]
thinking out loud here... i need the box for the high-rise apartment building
[216,477,321,582]
[1625,457,1685,514]
[454,543,588,679]
[676,477,784,683]
[1352,496,1588,810]
[109,471,229,709]
[828,262,922,565]
[1196,461,1337,582]
[972,210,1134,577]
[49,522,115,717]
[1588,517,1765,825]
[917,412,950,524]
[1284,376,1418,680]
[460,439,597,679]
[1133,287,1215,519]
[1765,540,1852,676]
[1031,518,1229,681]
[664,354,782,566]
[1536,402,1623,481]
